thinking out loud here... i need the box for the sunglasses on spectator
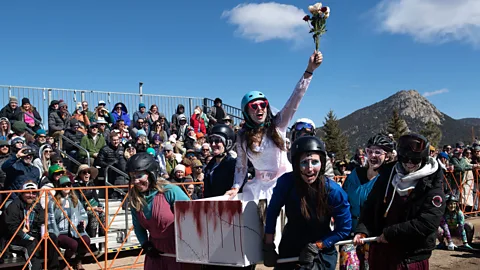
[60,183,72,188]
[186,153,195,158]
[195,166,203,169]
[202,148,209,152]
[365,148,386,157]
[15,141,24,144]
[0,145,9,148]
[44,150,53,153]
[164,149,172,153]
[53,171,65,176]
[53,160,63,164]
[81,170,91,175]
[398,155,422,165]
[116,106,122,109]
[248,100,268,110]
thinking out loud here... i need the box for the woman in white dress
[226,51,323,201]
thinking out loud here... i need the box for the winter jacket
[171,104,185,133]
[63,128,84,152]
[4,197,45,240]
[355,162,446,264]
[183,136,196,151]
[79,134,106,159]
[0,105,21,122]
[111,102,131,126]
[0,152,10,186]
[207,105,225,125]
[15,109,42,130]
[133,110,149,123]
[32,144,52,177]
[95,143,127,185]
[48,111,71,135]
[203,154,237,198]
[190,113,207,134]
[2,157,41,200]
[266,173,351,249]
[48,196,88,238]
[0,117,12,141]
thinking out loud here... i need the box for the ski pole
[276,237,378,264]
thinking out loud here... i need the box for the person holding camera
[71,102,91,135]
[3,180,59,270]
[48,176,90,270]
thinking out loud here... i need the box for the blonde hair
[129,179,170,212]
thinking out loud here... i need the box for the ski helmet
[209,124,236,152]
[291,136,327,173]
[241,91,270,128]
[367,133,395,153]
[126,152,159,183]
[397,133,430,164]
[446,194,459,203]
[290,118,316,142]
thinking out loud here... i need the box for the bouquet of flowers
[303,2,331,51]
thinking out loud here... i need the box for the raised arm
[274,51,323,130]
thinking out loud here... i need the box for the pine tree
[420,121,442,147]
[387,109,409,141]
[321,110,349,159]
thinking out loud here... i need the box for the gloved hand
[299,243,320,265]
[262,243,278,267]
[142,241,163,258]
[463,243,473,249]
[447,241,456,251]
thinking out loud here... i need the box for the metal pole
[139,82,143,103]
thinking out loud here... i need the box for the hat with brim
[75,164,99,180]
[96,117,108,124]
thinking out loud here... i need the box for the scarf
[383,157,438,216]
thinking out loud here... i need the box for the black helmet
[210,124,236,152]
[126,152,159,183]
[367,133,395,152]
[291,136,327,162]
[446,194,459,203]
[397,133,430,162]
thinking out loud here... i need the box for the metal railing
[60,134,91,167]
[104,165,131,243]
[203,98,243,126]
[1,85,244,130]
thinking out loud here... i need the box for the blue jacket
[2,155,41,200]
[265,172,351,249]
[111,102,131,126]
[342,168,379,232]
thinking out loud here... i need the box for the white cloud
[375,0,480,46]
[222,2,308,43]
[423,88,449,97]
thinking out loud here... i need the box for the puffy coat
[48,111,71,135]
[2,157,41,200]
[190,113,207,134]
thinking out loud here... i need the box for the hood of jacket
[112,102,128,114]
[38,144,51,161]
[176,104,185,115]
[0,117,11,136]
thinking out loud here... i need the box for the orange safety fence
[443,168,480,215]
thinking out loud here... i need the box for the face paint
[299,153,322,184]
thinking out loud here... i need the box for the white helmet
[290,118,316,142]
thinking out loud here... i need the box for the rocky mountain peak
[386,89,444,125]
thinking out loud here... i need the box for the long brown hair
[243,107,285,152]
[129,177,170,212]
[293,152,329,220]
[55,188,79,208]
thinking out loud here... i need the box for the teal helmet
[241,91,269,128]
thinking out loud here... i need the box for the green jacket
[79,134,106,159]
[165,157,178,178]
[450,156,473,172]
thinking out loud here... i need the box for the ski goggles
[398,136,426,153]
[248,100,268,111]
[294,122,314,131]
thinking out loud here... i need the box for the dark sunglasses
[248,100,268,110]
[294,122,314,131]
[0,145,9,148]
[60,183,72,188]
[202,148,209,151]
[186,153,195,158]
[81,170,91,174]
[398,155,422,165]
[116,106,122,109]
[209,137,223,145]
[53,160,63,164]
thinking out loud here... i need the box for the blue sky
[1,0,479,126]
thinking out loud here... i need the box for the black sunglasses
[61,183,72,188]
[209,137,223,145]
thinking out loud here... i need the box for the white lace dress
[233,75,312,201]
